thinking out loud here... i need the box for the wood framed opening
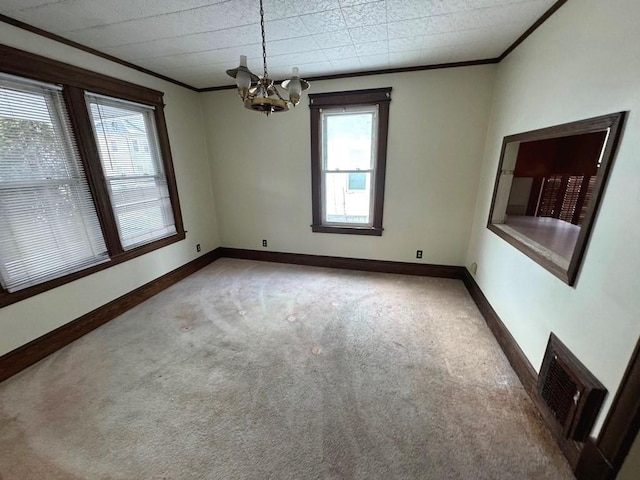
[487,112,626,286]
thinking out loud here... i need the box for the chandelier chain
[260,0,268,78]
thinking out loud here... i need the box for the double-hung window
[87,94,176,249]
[0,75,108,292]
[309,88,391,236]
[0,45,184,305]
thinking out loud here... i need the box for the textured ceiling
[1,0,558,89]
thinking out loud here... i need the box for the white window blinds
[86,93,176,250]
[0,75,108,292]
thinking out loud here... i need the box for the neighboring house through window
[309,88,391,236]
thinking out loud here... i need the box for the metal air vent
[538,333,607,442]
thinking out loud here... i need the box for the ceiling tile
[294,0,341,16]
[8,0,226,33]
[265,36,322,57]
[262,0,299,21]
[103,25,262,60]
[264,17,312,41]
[422,2,551,36]
[358,53,389,69]
[139,44,263,70]
[322,45,358,60]
[386,0,554,22]
[387,18,431,39]
[419,45,456,64]
[339,0,381,6]
[388,50,421,67]
[341,1,386,28]
[293,60,333,75]
[265,50,328,68]
[65,0,260,48]
[348,24,388,43]
[300,9,347,35]
[355,40,388,56]
[1,0,61,10]
[387,22,524,53]
[329,57,361,71]
[312,29,353,49]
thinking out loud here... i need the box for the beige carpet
[0,258,573,479]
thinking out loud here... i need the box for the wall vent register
[538,333,607,442]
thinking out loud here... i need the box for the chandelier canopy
[226,0,310,115]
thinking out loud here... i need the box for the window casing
[0,44,184,306]
[486,112,626,286]
[309,88,391,236]
[86,93,176,249]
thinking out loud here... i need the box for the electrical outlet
[196,244,201,252]
[470,262,478,275]
[416,250,423,259]
[262,239,268,247]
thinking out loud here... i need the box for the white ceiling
[0,0,559,89]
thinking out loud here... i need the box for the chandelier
[226,0,310,115]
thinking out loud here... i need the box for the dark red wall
[514,131,606,177]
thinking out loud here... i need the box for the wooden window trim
[486,112,626,286]
[309,88,391,236]
[0,45,185,308]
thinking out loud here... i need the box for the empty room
[0,0,639,478]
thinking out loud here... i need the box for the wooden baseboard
[460,268,582,468]
[574,439,615,480]
[220,248,463,278]
[0,248,222,383]
[460,269,537,390]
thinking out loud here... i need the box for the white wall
[465,0,640,435]
[0,23,221,356]
[203,66,495,265]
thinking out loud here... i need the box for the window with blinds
[0,76,108,292]
[538,175,594,226]
[86,94,176,250]
[538,175,563,218]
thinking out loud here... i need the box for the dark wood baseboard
[574,439,615,480]
[460,269,537,389]
[220,248,462,278]
[460,268,583,468]
[0,248,222,383]
[575,337,640,480]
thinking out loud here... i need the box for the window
[0,44,184,305]
[87,94,176,249]
[487,112,626,286]
[0,75,108,292]
[309,88,391,235]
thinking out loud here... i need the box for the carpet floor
[0,258,573,479]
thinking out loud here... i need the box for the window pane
[108,178,176,247]
[0,76,108,292]
[86,94,176,249]
[325,110,375,171]
[348,172,367,190]
[324,172,371,224]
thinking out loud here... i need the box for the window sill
[487,223,572,285]
[0,231,186,309]
[311,225,383,236]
